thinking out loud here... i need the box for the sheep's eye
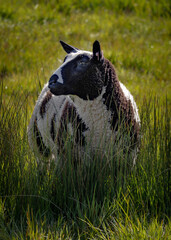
[78,55,89,65]
[78,61,87,65]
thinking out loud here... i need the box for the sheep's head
[48,40,105,100]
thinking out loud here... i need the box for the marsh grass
[0,0,170,238]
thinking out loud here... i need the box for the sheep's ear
[93,40,104,62]
[60,40,78,54]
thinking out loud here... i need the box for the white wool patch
[119,82,140,124]
[53,68,63,84]
[27,83,73,158]
[73,87,114,151]
[36,94,65,147]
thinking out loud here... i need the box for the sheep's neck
[72,87,113,146]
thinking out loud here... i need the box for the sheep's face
[48,41,105,100]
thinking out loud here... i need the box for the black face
[48,40,105,100]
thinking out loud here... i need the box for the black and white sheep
[28,40,140,163]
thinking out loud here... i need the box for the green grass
[0,0,171,239]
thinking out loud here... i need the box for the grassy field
[0,0,171,239]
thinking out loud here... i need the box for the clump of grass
[84,214,171,239]
[0,6,14,20]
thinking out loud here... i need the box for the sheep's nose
[48,74,59,87]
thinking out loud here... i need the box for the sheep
[28,40,140,164]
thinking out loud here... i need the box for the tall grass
[0,83,170,238]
